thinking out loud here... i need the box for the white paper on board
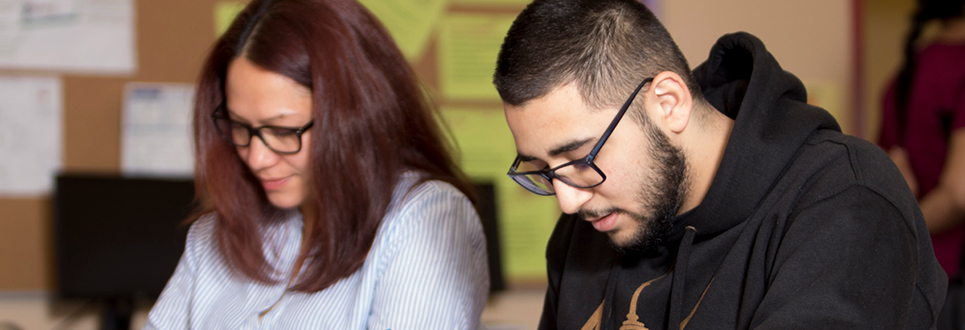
[121,82,195,178]
[0,0,136,74]
[0,75,62,196]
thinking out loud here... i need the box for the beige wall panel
[862,0,915,141]
[664,0,855,134]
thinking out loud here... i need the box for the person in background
[494,0,946,328]
[879,0,965,280]
[144,0,489,328]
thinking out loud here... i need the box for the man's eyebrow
[516,153,538,162]
[516,137,595,163]
[548,138,595,157]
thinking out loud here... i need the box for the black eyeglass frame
[211,104,315,155]
[507,77,654,196]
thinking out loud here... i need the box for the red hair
[192,0,474,292]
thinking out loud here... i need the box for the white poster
[0,75,62,196]
[121,82,195,178]
[0,0,135,73]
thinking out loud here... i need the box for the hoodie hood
[684,32,840,237]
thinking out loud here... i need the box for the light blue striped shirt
[144,173,489,329]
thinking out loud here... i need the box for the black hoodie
[538,32,947,329]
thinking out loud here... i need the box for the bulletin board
[0,0,240,290]
[0,0,563,290]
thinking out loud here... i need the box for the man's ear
[647,71,694,134]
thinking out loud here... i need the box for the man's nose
[553,180,593,214]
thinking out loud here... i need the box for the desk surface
[0,288,546,330]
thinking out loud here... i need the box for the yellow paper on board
[439,107,560,279]
[439,107,515,176]
[215,1,248,37]
[439,13,518,101]
[358,0,447,61]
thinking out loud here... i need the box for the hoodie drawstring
[669,226,697,330]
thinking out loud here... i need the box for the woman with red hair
[144,0,488,328]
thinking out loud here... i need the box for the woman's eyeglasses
[211,104,313,154]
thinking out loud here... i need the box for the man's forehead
[503,84,609,160]
[503,82,586,120]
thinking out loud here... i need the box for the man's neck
[677,103,734,215]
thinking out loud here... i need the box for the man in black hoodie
[493,0,947,329]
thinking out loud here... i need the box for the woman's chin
[266,195,304,210]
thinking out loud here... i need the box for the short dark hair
[193,0,473,293]
[493,0,700,111]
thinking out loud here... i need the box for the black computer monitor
[473,181,505,293]
[54,174,194,330]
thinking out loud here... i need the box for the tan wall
[664,0,856,134]
[862,0,916,141]
[664,0,919,140]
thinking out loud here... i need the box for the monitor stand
[102,297,133,330]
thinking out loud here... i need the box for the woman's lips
[261,176,290,191]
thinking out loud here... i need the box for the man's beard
[581,118,689,253]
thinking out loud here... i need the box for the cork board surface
[0,0,219,290]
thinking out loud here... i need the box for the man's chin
[606,220,671,254]
[585,209,672,253]
[606,228,648,252]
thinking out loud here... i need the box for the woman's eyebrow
[225,107,296,124]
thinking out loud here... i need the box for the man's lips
[586,211,619,232]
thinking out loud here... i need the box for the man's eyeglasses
[211,104,314,154]
[507,77,653,196]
